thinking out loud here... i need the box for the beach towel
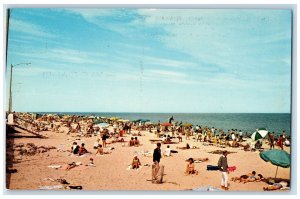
[192,186,222,191]
[206,165,219,171]
[39,185,64,190]
[48,165,62,169]
[228,166,236,172]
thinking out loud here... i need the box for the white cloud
[10,19,55,38]
[147,69,186,78]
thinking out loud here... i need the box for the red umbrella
[161,122,172,126]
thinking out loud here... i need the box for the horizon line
[12,111,291,114]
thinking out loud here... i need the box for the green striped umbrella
[251,128,268,141]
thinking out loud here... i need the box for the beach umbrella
[251,128,268,141]
[161,122,172,127]
[93,120,103,124]
[259,149,291,179]
[109,117,119,121]
[139,119,150,123]
[97,123,110,127]
[183,123,193,127]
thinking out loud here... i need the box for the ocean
[37,112,291,137]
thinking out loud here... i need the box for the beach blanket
[192,186,222,191]
[48,165,61,169]
[207,165,219,171]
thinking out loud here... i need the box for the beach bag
[152,164,164,184]
[207,165,219,171]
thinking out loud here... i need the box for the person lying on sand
[263,181,288,191]
[78,143,89,156]
[231,171,263,183]
[111,137,125,143]
[177,143,191,150]
[177,143,200,150]
[95,145,111,155]
[132,155,142,169]
[185,158,198,175]
[66,162,77,170]
[132,132,142,136]
[192,157,209,162]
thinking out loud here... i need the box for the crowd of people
[6,112,291,191]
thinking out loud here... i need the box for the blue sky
[6,8,291,113]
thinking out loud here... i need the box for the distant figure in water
[168,116,174,124]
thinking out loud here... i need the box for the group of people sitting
[129,137,141,147]
[71,142,89,156]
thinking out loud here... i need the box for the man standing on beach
[153,143,162,164]
[152,143,163,183]
[218,150,229,190]
[268,132,275,149]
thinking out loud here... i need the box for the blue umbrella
[97,123,109,127]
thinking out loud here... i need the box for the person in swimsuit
[185,158,198,175]
[131,155,141,169]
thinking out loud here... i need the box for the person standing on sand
[153,143,162,164]
[268,132,275,149]
[218,150,229,190]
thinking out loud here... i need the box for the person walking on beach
[218,150,229,190]
[268,132,275,149]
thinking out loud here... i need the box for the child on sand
[78,143,88,156]
[164,145,171,157]
[95,144,111,155]
[185,158,198,175]
[131,155,141,169]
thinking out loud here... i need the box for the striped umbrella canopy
[251,128,268,141]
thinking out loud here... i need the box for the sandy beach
[6,118,290,191]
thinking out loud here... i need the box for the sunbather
[177,143,191,150]
[185,158,198,175]
[95,144,111,155]
[231,171,262,183]
[131,155,141,169]
[134,137,140,146]
[129,137,135,146]
[263,181,288,191]
[78,143,88,156]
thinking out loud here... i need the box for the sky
[5,8,292,113]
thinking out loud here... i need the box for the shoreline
[6,112,291,191]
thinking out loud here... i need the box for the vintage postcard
[5,7,292,192]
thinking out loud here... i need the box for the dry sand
[6,128,290,191]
